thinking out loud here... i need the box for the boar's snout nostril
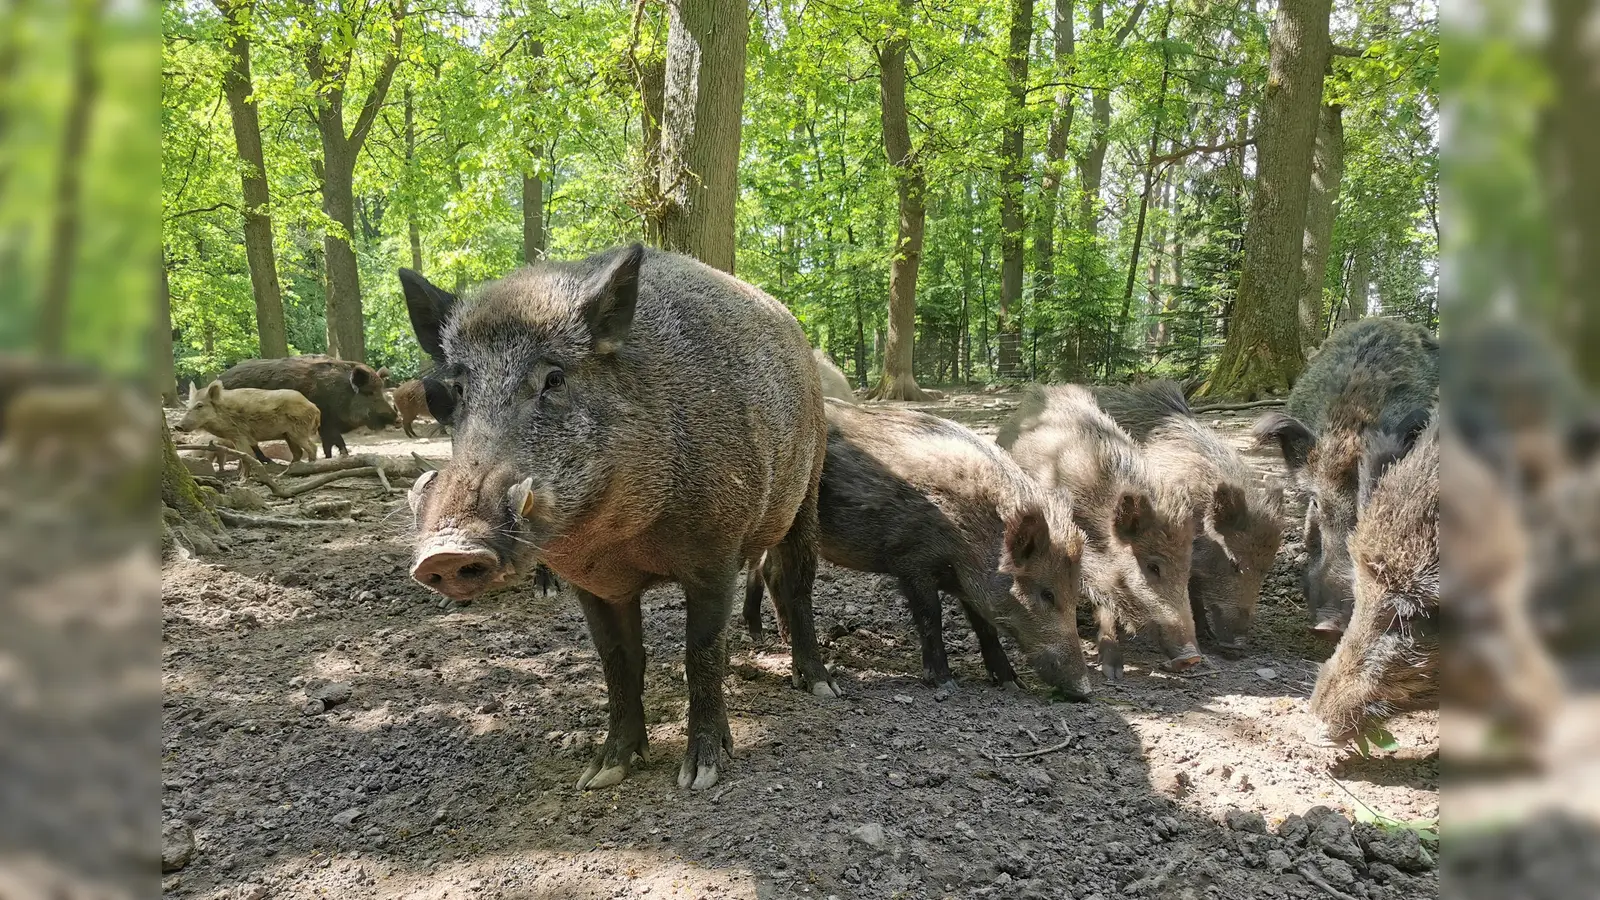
[411,549,502,600]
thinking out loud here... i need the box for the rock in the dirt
[851,823,886,849]
[302,699,326,716]
[1263,849,1292,873]
[1304,806,1364,864]
[161,821,195,872]
[237,883,268,900]
[1224,808,1267,834]
[1368,861,1401,883]
[892,694,914,705]
[1254,668,1278,681]
[1361,824,1434,871]
[312,681,353,707]
[308,499,353,519]
[333,807,364,828]
[1013,768,1054,795]
[1314,853,1358,888]
[478,698,502,714]
[1276,812,1310,847]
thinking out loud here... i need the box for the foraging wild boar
[999,385,1202,679]
[747,400,1092,698]
[400,245,836,793]
[1255,318,1437,637]
[391,379,443,438]
[814,349,857,404]
[2,381,152,472]
[1309,422,1443,747]
[1095,380,1285,655]
[177,381,322,463]
[219,355,399,458]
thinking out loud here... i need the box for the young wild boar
[399,245,836,794]
[219,355,399,458]
[747,400,1092,698]
[999,385,1202,680]
[391,378,443,438]
[1094,381,1285,655]
[1309,421,1441,747]
[1255,317,1437,637]
[177,381,321,463]
[1439,431,1565,761]
[814,349,857,404]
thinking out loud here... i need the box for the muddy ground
[161,390,1441,900]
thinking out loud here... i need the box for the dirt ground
[161,390,1441,900]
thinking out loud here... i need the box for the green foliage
[160,0,1437,384]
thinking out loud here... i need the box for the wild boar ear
[205,381,223,402]
[349,366,373,393]
[1358,430,1407,511]
[376,366,390,384]
[1253,412,1316,473]
[580,243,644,354]
[187,382,199,403]
[1112,491,1155,543]
[421,376,457,426]
[1001,505,1051,572]
[399,268,457,365]
[1211,482,1249,533]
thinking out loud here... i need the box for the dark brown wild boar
[1094,380,1285,655]
[1255,317,1437,638]
[219,355,399,457]
[1310,421,1442,747]
[747,400,1092,698]
[998,385,1202,680]
[400,245,836,793]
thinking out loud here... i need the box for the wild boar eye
[1040,588,1056,606]
[544,369,566,391]
[1145,561,1162,579]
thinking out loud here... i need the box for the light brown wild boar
[1310,422,1445,747]
[999,385,1202,680]
[177,381,321,463]
[747,400,1092,698]
[814,349,857,404]
[1094,380,1285,655]
[401,245,836,794]
[391,378,443,438]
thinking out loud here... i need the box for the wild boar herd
[176,243,1582,790]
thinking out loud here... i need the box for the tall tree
[1297,102,1343,349]
[37,0,101,355]
[996,0,1035,379]
[1546,0,1600,384]
[404,84,422,271]
[868,0,928,401]
[657,0,747,272]
[215,0,288,358]
[300,0,406,363]
[1201,0,1331,398]
[1033,0,1075,312]
[1075,0,1147,236]
[156,255,178,406]
[521,8,547,263]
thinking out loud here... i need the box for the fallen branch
[373,465,393,493]
[278,467,380,497]
[984,735,1075,760]
[1298,864,1358,900]
[215,509,356,528]
[1190,398,1286,413]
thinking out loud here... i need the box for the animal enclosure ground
[161,391,1439,899]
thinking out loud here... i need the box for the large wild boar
[814,349,857,404]
[1094,380,1285,655]
[747,400,1092,698]
[399,245,836,793]
[219,355,399,458]
[1310,423,1447,746]
[999,385,1202,679]
[1254,317,1437,637]
[176,381,321,463]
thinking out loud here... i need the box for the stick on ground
[984,735,1075,760]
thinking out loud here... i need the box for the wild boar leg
[958,596,1020,687]
[1097,605,1124,681]
[900,574,954,689]
[575,589,649,792]
[679,566,737,791]
[761,490,838,697]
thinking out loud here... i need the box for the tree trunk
[214,0,287,357]
[658,0,747,273]
[995,0,1034,380]
[1034,0,1075,313]
[1545,0,1600,384]
[1113,5,1170,377]
[161,418,223,556]
[1200,0,1330,400]
[156,254,178,406]
[319,140,365,362]
[37,0,101,356]
[1075,4,1110,236]
[1340,246,1368,327]
[522,29,547,263]
[404,86,423,270]
[1297,103,1344,351]
[868,0,928,402]
[636,57,667,245]
[303,0,404,363]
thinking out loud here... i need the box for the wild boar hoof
[999,680,1022,693]
[577,763,630,791]
[678,761,719,791]
[935,678,959,693]
[577,740,648,791]
[1102,663,1124,683]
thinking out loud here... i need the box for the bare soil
[161,391,1439,899]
